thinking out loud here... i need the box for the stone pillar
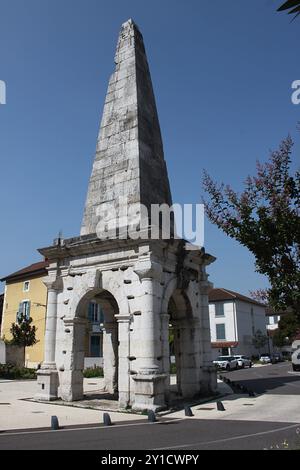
[115,314,132,409]
[172,323,182,395]
[161,313,171,402]
[131,261,167,412]
[161,313,170,375]
[198,280,217,394]
[58,318,87,402]
[138,277,160,374]
[44,288,58,367]
[103,321,118,395]
[36,281,59,401]
[178,318,201,398]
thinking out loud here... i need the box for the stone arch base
[36,237,217,411]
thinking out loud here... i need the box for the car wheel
[242,363,245,369]
[226,364,230,371]
[249,363,252,368]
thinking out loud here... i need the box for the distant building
[209,288,268,359]
[1,261,48,368]
[266,308,283,332]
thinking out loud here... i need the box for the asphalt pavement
[0,362,299,450]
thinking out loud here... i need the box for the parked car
[291,349,300,372]
[259,354,271,364]
[213,356,239,371]
[234,355,252,369]
[282,351,292,361]
[271,353,283,363]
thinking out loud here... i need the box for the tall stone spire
[81,19,172,236]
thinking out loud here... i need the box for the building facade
[209,288,268,359]
[1,262,106,369]
[0,262,48,368]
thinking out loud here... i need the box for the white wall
[209,301,236,360]
[235,300,268,357]
[209,299,268,359]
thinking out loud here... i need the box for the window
[17,301,31,322]
[88,302,104,324]
[215,303,225,317]
[216,324,226,341]
[90,335,103,357]
[23,281,30,293]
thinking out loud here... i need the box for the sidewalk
[0,379,144,432]
[0,377,231,432]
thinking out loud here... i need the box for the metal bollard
[184,406,194,417]
[217,401,226,411]
[103,413,112,426]
[51,416,59,430]
[148,410,157,423]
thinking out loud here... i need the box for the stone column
[161,313,170,375]
[177,318,201,398]
[161,313,171,403]
[198,280,217,394]
[103,321,118,395]
[131,260,167,412]
[172,323,182,395]
[43,287,58,367]
[35,280,60,401]
[138,277,160,374]
[58,317,87,402]
[115,314,132,409]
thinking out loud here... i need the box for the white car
[292,349,300,372]
[234,355,252,369]
[259,354,271,364]
[213,356,239,371]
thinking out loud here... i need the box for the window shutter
[26,301,31,319]
[16,302,23,322]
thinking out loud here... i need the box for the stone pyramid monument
[36,19,216,411]
[81,19,172,237]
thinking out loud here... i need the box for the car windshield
[216,357,231,361]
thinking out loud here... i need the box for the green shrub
[83,366,104,378]
[0,364,37,380]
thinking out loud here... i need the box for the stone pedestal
[132,373,167,412]
[59,370,84,402]
[36,367,59,401]
[58,318,87,402]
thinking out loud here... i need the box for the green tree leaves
[203,137,300,319]
[10,312,37,348]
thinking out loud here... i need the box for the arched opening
[75,288,119,402]
[167,290,193,402]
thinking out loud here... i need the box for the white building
[209,288,269,360]
[266,311,281,332]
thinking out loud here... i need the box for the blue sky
[0,0,299,295]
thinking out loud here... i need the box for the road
[224,361,300,396]
[0,363,299,450]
